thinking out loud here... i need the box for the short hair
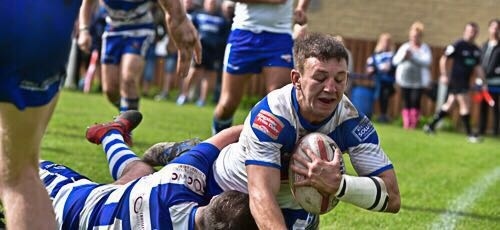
[202,190,257,230]
[293,32,349,73]
[466,21,479,29]
[489,18,500,26]
[410,21,425,34]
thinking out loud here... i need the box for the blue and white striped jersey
[101,0,155,31]
[40,143,222,230]
[214,84,393,210]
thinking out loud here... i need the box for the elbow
[386,195,401,213]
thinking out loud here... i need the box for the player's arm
[247,165,287,230]
[333,168,400,213]
[292,147,400,213]
[392,44,407,66]
[474,65,488,91]
[77,0,96,52]
[439,54,451,85]
[294,0,310,25]
[372,169,400,212]
[157,0,202,78]
[205,125,243,150]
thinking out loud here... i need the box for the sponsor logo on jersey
[252,110,284,140]
[165,163,206,195]
[351,116,375,142]
[133,196,146,229]
[133,196,143,214]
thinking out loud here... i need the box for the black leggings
[478,92,500,135]
[378,83,395,114]
[401,87,423,109]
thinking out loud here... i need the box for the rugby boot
[86,110,143,146]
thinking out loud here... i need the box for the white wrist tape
[335,175,389,211]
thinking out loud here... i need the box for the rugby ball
[289,132,341,214]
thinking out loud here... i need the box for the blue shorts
[223,29,294,74]
[101,30,155,65]
[0,0,79,110]
[0,73,64,110]
[164,53,178,74]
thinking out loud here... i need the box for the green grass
[41,90,500,229]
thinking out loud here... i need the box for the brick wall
[307,0,499,47]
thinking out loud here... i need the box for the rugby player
[39,111,256,229]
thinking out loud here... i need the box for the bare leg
[262,66,292,92]
[214,72,251,120]
[456,93,471,115]
[114,160,155,185]
[441,94,457,112]
[179,67,201,100]
[0,95,59,230]
[199,70,217,105]
[120,54,145,100]
[101,63,121,106]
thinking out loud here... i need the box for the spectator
[424,22,487,143]
[176,0,231,107]
[142,42,158,97]
[366,33,396,123]
[212,0,311,134]
[393,22,432,129]
[478,18,500,136]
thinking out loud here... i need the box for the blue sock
[212,117,233,135]
[101,130,140,180]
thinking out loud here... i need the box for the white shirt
[232,0,294,34]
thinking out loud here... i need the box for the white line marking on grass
[430,167,500,230]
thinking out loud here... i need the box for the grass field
[41,90,500,229]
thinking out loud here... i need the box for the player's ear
[291,69,301,89]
